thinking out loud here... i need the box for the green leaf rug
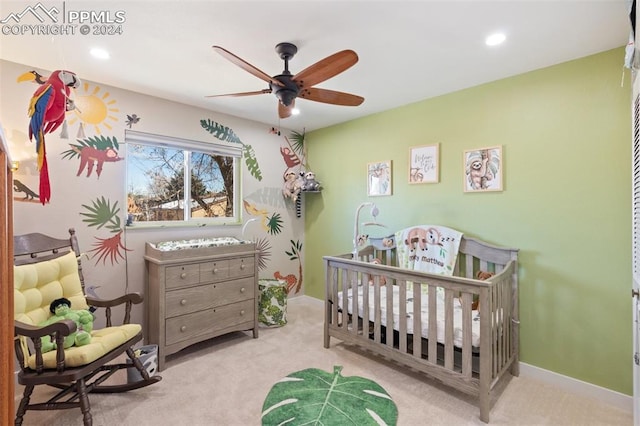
[261,365,398,426]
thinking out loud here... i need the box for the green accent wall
[304,47,632,395]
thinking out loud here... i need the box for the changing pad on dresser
[151,237,250,251]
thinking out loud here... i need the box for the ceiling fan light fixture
[485,32,506,46]
[276,89,298,107]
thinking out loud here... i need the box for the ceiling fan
[208,42,365,119]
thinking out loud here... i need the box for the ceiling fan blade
[206,89,271,98]
[299,87,364,106]
[213,46,284,87]
[278,99,295,119]
[292,50,358,88]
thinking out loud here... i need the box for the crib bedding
[337,284,481,348]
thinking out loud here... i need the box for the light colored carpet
[15,296,632,426]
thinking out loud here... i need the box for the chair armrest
[86,292,144,326]
[85,292,143,308]
[14,319,77,374]
[15,319,77,338]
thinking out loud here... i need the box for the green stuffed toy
[40,297,93,353]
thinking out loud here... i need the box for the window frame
[124,130,242,228]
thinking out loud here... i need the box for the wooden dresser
[144,240,258,371]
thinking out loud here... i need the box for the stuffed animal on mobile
[39,297,93,353]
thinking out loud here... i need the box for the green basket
[258,279,288,327]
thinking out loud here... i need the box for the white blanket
[395,225,463,275]
[338,285,481,348]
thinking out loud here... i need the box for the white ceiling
[0,0,632,132]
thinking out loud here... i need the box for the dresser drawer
[200,259,230,282]
[229,256,254,278]
[165,299,255,345]
[165,284,215,318]
[213,277,255,306]
[166,263,200,289]
[165,278,255,318]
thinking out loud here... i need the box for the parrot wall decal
[27,70,80,204]
[17,70,47,85]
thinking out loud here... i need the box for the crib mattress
[337,285,481,348]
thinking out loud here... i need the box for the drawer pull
[180,272,186,279]
[240,287,245,293]
[180,299,187,305]
[180,325,187,332]
[240,310,245,316]
[213,268,218,274]
[240,264,245,270]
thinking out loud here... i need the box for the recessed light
[291,108,300,115]
[485,33,506,46]
[90,48,110,59]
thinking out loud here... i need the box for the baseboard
[519,362,632,413]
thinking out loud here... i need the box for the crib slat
[399,281,407,353]
[461,292,473,378]
[413,283,421,359]
[351,271,357,336]
[386,279,394,347]
[465,255,474,279]
[342,269,350,331]
[427,284,437,363]
[494,281,501,376]
[330,267,337,325]
[499,278,505,372]
[362,276,370,336]
[479,286,492,423]
[444,289,454,370]
[505,276,512,364]
[374,280,381,344]
[333,268,340,327]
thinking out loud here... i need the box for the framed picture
[409,144,439,184]
[367,161,392,196]
[463,146,503,192]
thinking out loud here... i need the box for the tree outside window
[125,131,240,226]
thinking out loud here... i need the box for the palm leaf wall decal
[200,118,263,181]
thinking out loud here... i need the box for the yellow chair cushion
[14,250,142,369]
[27,324,142,369]
[14,251,88,325]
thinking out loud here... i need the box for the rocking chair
[13,228,161,425]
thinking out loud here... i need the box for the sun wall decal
[67,82,119,135]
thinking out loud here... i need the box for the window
[125,130,242,226]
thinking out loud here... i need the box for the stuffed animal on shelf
[282,170,305,202]
[301,171,321,192]
[39,297,93,353]
[281,170,298,200]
